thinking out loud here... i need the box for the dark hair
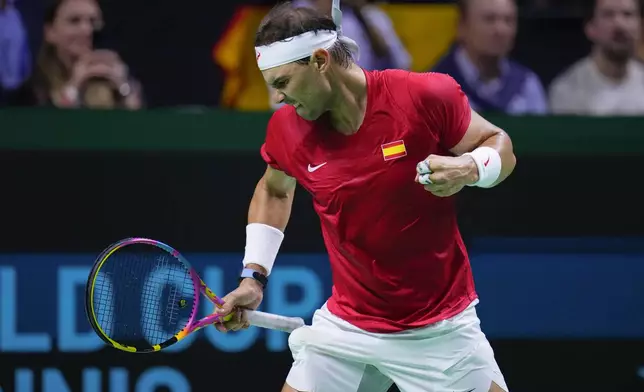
[457,0,479,20]
[457,0,519,20]
[255,1,353,67]
[585,0,600,22]
[585,0,643,22]
[456,0,469,17]
[31,0,69,98]
[31,0,101,100]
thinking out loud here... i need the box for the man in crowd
[433,0,548,115]
[549,0,644,115]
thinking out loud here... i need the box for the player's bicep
[263,165,296,197]
[449,109,504,156]
[408,72,471,150]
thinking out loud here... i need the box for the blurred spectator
[81,78,135,109]
[295,0,411,71]
[549,0,644,115]
[269,0,411,110]
[432,0,548,115]
[638,13,644,61]
[5,0,142,109]
[0,0,31,94]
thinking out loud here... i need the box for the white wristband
[242,223,284,276]
[464,146,502,188]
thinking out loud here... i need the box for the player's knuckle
[430,175,445,184]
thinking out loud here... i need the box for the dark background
[3,151,644,253]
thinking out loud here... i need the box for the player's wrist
[462,155,480,185]
[464,146,502,188]
[240,276,265,291]
[244,263,268,276]
[239,266,269,290]
[242,223,284,275]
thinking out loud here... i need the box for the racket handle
[244,310,305,333]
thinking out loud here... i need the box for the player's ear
[310,48,330,73]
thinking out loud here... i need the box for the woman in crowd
[7,0,143,109]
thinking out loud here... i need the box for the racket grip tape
[244,310,305,333]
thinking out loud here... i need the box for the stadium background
[13,0,594,108]
[2,0,644,391]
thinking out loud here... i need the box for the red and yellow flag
[381,140,407,161]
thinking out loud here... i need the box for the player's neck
[326,64,368,136]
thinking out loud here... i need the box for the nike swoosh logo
[483,157,490,167]
[307,162,327,172]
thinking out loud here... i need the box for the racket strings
[92,244,196,348]
[140,255,193,342]
[94,248,150,340]
[94,271,115,335]
[165,261,183,326]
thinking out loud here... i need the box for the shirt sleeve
[260,112,293,176]
[407,72,472,150]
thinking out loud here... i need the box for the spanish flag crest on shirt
[381,140,407,161]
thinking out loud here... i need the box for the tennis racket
[85,237,305,353]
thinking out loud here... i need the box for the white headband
[255,0,360,71]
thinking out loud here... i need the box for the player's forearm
[242,176,295,276]
[248,176,294,231]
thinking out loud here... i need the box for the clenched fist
[213,278,264,332]
[415,154,479,197]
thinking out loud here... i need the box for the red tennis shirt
[260,69,477,333]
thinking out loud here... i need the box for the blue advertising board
[1,237,643,391]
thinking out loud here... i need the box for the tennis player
[215,1,516,391]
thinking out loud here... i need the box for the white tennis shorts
[286,300,508,392]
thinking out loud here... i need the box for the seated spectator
[549,0,644,115]
[6,0,142,109]
[0,0,31,98]
[432,0,548,115]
